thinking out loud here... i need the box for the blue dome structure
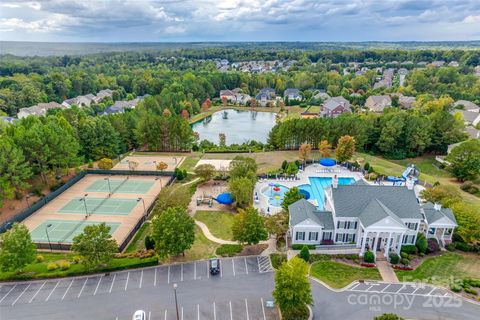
[299,189,311,200]
[215,192,235,205]
[319,158,336,167]
[386,176,403,182]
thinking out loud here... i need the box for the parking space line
[412,287,420,295]
[154,268,157,286]
[94,277,102,295]
[12,283,31,306]
[109,274,116,293]
[261,298,266,320]
[168,266,171,284]
[197,304,200,320]
[78,278,88,298]
[427,288,436,296]
[194,262,197,280]
[164,309,167,320]
[245,298,250,320]
[381,284,391,293]
[232,258,236,276]
[148,311,151,320]
[0,285,16,303]
[207,263,210,278]
[29,281,46,303]
[229,301,233,320]
[45,281,60,301]
[62,280,73,300]
[213,302,216,320]
[140,270,143,288]
[220,260,223,278]
[257,257,261,271]
[181,264,183,282]
[350,283,360,290]
[181,306,184,320]
[245,258,248,274]
[125,272,130,291]
[394,286,404,293]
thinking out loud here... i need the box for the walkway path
[376,260,399,283]
[195,220,237,245]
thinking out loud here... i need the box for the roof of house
[423,203,457,225]
[358,199,405,228]
[0,116,16,123]
[313,91,330,100]
[331,185,422,220]
[366,95,392,112]
[323,96,351,111]
[220,89,236,96]
[454,100,479,111]
[289,199,334,229]
[399,96,416,108]
[284,88,300,97]
[450,109,480,123]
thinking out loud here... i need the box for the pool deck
[253,164,426,215]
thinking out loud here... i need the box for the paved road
[1,256,480,320]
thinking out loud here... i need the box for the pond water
[191,109,277,145]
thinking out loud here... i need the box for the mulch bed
[237,244,268,256]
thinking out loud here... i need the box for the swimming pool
[299,177,355,209]
[261,185,289,207]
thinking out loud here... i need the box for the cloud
[163,25,186,34]
[463,15,480,23]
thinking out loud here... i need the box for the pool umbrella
[273,186,281,192]
[320,158,336,167]
[215,192,235,205]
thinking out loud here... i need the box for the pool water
[262,185,289,207]
[299,177,355,209]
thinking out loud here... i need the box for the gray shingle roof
[423,203,457,225]
[332,185,422,220]
[289,199,334,229]
[358,199,405,227]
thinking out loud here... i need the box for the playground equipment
[196,194,214,207]
[385,164,420,185]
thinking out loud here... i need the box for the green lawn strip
[194,210,235,241]
[178,156,201,172]
[166,225,219,263]
[395,253,480,283]
[125,222,151,253]
[391,156,451,179]
[310,260,382,289]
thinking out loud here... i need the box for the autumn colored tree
[250,98,257,108]
[221,96,228,107]
[162,108,172,117]
[336,135,356,163]
[202,98,211,112]
[156,161,168,172]
[180,109,189,119]
[319,140,331,158]
[298,143,312,165]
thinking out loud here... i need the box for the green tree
[281,187,305,211]
[445,140,480,181]
[273,257,313,315]
[265,209,289,238]
[452,202,480,244]
[415,232,427,254]
[299,246,310,262]
[151,206,195,257]
[229,177,254,207]
[194,164,216,182]
[229,156,257,182]
[336,135,356,163]
[71,223,118,269]
[0,223,36,271]
[232,207,268,245]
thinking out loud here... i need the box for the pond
[191,109,277,145]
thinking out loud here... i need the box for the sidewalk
[376,260,399,283]
[195,220,237,245]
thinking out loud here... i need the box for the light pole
[104,177,112,194]
[156,176,163,188]
[45,223,53,251]
[137,197,146,220]
[173,283,179,320]
[25,194,31,208]
[79,194,89,217]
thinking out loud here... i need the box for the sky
[0,0,479,42]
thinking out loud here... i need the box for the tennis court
[30,219,120,243]
[85,178,154,194]
[112,155,184,171]
[58,198,139,216]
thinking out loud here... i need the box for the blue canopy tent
[215,192,235,205]
[299,189,311,200]
[319,158,336,167]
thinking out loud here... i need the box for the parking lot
[346,281,451,297]
[0,256,278,320]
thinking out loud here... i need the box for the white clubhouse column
[396,233,405,255]
[384,232,392,259]
[360,230,368,256]
[372,232,380,259]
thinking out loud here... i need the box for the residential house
[450,109,480,126]
[235,93,251,105]
[399,96,416,109]
[448,61,459,67]
[365,95,392,112]
[430,61,445,68]
[284,88,301,101]
[320,96,351,118]
[453,100,479,112]
[255,88,276,107]
[62,94,95,108]
[0,116,16,124]
[103,96,147,115]
[219,90,237,102]
[17,102,64,119]
[288,181,457,260]
[93,89,113,103]
[313,91,330,101]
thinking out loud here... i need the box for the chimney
[406,176,414,190]
[434,203,442,211]
[332,175,338,189]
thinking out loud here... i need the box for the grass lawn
[166,225,219,263]
[395,253,480,283]
[178,156,201,172]
[125,222,152,253]
[195,210,236,241]
[310,261,382,289]
[391,155,451,179]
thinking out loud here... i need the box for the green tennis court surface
[30,220,120,243]
[85,179,154,194]
[59,197,139,216]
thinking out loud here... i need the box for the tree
[194,164,216,182]
[445,140,480,181]
[180,109,189,119]
[319,140,331,158]
[156,161,168,172]
[298,143,312,165]
[285,161,298,175]
[0,223,36,271]
[219,133,226,147]
[273,257,313,314]
[415,232,427,254]
[71,223,118,269]
[336,135,356,163]
[229,156,257,182]
[98,158,113,170]
[420,184,461,208]
[232,207,268,245]
[153,184,192,213]
[451,201,480,244]
[282,187,305,211]
[229,177,254,207]
[151,206,195,257]
[299,246,310,262]
[265,210,289,238]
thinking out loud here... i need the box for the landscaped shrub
[281,304,309,320]
[36,255,44,263]
[389,253,400,265]
[454,242,480,253]
[98,158,114,170]
[216,244,243,257]
[464,287,478,295]
[464,278,480,288]
[446,243,456,251]
[87,161,93,168]
[460,181,479,195]
[363,251,375,263]
[450,283,462,292]
[174,168,188,181]
[292,244,315,250]
[308,254,331,263]
[400,257,410,267]
[415,233,427,254]
[320,239,334,245]
[46,262,58,271]
[270,253,287,269]
[299,246,310,262]
[400,252,410,260]
[401,245,417,255]
[32,183,46,197]
[363,162,370,171]
[144,235,155,250]
[72,256,82,264]
[426,238,440,253]
[58,260,71,270]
